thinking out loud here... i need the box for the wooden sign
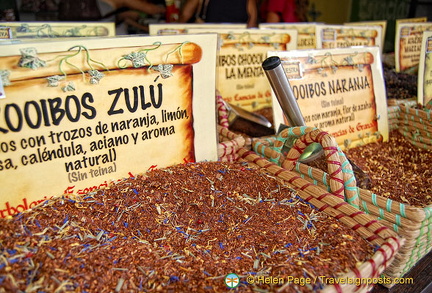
[259,22,319,49]
[418,30,432,106]
[0,22,115,38]
[268,47,388,149]
[149,23,247,36]
[315,24,383,52]
[188,28,298,112]
[395,21,432,73]
[0,34,218,217]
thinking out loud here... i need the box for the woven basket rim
[236,146,404,292]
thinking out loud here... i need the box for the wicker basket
[386,98,417,107]
[217,93,252,162]
[397,103,432,150]
[387,99,417,131]
[387,105,401,131]
[247,126,430,287]
[386,98,432,150]
[236,127,404,292]
[216,94,404,292]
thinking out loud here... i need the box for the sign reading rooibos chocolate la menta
[268,47,388,149]
[0,34,218,217]
[188,28,298,112]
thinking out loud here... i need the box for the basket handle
[216,91,229,128]
[253,126,360,208]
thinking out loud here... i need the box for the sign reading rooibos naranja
[268,47,388,149]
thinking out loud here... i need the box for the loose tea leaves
[0,161,374,292]
[345,131,432,207]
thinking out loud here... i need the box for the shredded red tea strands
[0,161,374,292]
[345,131,432,207]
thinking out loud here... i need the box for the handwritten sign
[0,22,115,38]
[149,23,247,36]
[259,23,319,49]
[188,28,297,112]
[418,30,432,106]
[315,24,382,52]
[0,34,218,217]
[268,47,388,149]
[395,21,432,73]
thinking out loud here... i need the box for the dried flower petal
[261,36,271,43]
[88,69,104,84]
[47,75,65,87]
[331,65,338,73]
[17,24,31,33]
[343,56,354,66]
[123,51,147,68]
[18,47,47,70]
[0,70,11,86]
[306,55,317,64]
[234,43,243,51]
[62,82,76,92]
[155,64,173,79]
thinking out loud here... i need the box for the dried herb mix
[345,130,432,208]
[0,161,374,292]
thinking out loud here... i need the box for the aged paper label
[316,24,382,51]
[395,22,432,72]
[418,31,432,105]
[268,47,388,149]
[149,23,246,35]
[0,22,115,38]
[344,21,387,54]
[0,34,218,217]
[259,23,318,49]
[395,17,428,26]
[188,28,298,112]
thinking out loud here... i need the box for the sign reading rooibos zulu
[0,34,218,217]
